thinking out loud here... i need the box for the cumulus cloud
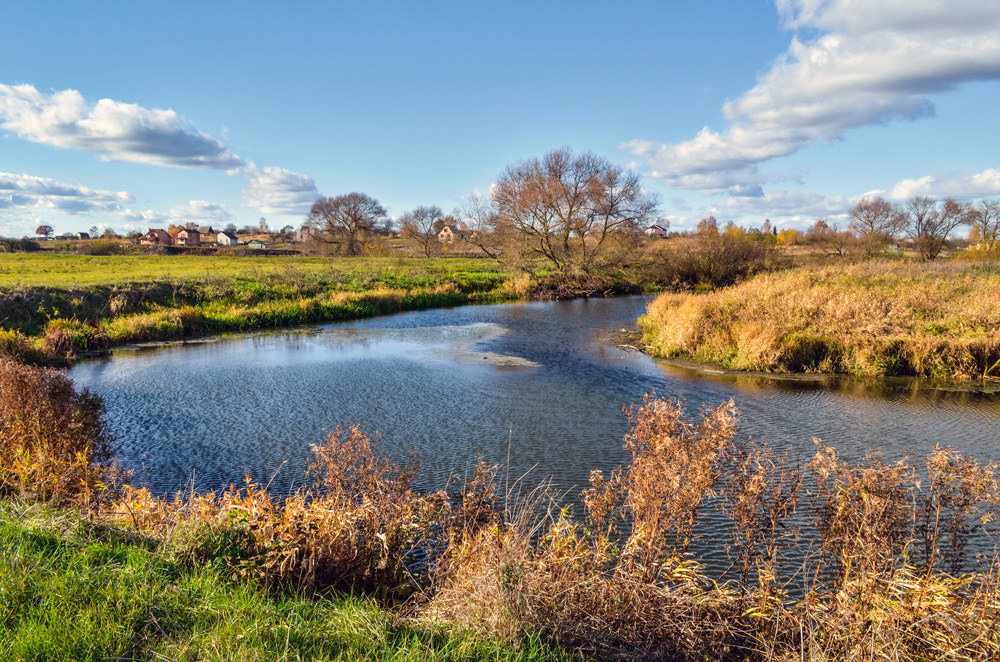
[0,84,319,216]
[166,199,235,223]
[887,166,1000,201]
[0,84,245,169]
[0,171,132,214]
[706,188,852,226]
[240,164,318,215]
[626,0,1000,194]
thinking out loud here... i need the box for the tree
[35,224,54,239]
[903,196,966,260]
[965,199,1000,252]
[488,148,657,278]
[399,205,443,257]
[849,197,905,256]
[307,193,387,256]
[696,216,719,237]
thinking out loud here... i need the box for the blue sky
[2,0,999,235]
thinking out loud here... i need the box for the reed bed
[641,259,1000,380]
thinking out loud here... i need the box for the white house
[437,224,465,243]
[217,231,239,246]
[644,224,669,238]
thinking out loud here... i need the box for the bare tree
[399,205,443,257]
[307,193,387,256]
[904,196,967,260]
[35,224,54,239]
[965,199,1000,252]
[849,197,905,256]
[489,148,658,278]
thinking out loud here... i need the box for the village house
[175,228,201,246]
[247,239,268,249]
[75,232,90,240]
[644,224,669,238]
[139,228,172,246]
[217,230,239,246]
[437,224,465,244]
[295,226,316,243]
[198,225,216,237]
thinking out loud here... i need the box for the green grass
[0,255,520,355]
[0,254,504,289]
[0,500,569,662]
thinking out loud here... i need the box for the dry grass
[640,259,1000,380]
[6,359,1000,659]
[0,360,120,506]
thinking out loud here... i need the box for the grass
[0,500,570,662]
[0,254,522,360]
[640,259,1000,380]
[0,254,503,289]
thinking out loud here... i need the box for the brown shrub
[0,360,118,506]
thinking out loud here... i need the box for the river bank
[639,259,1000,383]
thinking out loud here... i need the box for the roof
[218,231,238,240]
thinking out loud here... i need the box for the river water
[70,296,1000,501]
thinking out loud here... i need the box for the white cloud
[0,171,132,214]
[0,84,245,169]
[705,188,851,226]
[166,199,234,223]
[887,166,1000,201]
[626,1,1000,194]
[240,164,318,215]
[0,84,320,216]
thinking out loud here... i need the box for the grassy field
[0,253,505,289]
[640,259,1000,380]
[0,254,521,361]
[0,500,568,662]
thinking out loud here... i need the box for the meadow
[0,253,521,362]
[640,259,1000,381]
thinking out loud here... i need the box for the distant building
[217,231,239,246]
[198,225,216,236]
[139,229,172,246]
[296,226,317,243]
[75,232,90,240]
[247,239,267,249]
[644,224,669,238]
[175,228,201,246]
[437,224,465,244]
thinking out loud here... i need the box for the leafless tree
[307,193,387,256]
[489,148,658,277]
[903,196,967,260]
[399,205,443,257]
[848,196,906,256]
[965,198,1000,252]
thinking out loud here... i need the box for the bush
[0,360,118,505]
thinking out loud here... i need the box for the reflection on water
[70,297,1000,503]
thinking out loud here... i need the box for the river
[70,296,1000,501]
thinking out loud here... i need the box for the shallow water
[70,296,1000,502]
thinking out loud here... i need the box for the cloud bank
[0,84,318,215]
[0,171,131,214]
[626,0,1000,196]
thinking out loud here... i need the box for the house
[247,239,267,249]
[139,229,172,246]
[217,230,239,246]
[175,228,201,246]
[437,224,465,244]
[198,225,216,237]
[75,232,90,240]
[296,226,316,243]
[644,224,669,238]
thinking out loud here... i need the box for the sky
[1,0,999,236]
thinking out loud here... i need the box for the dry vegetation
[641,259,1000,380]
[4,360,1000,660]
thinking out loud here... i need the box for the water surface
[70,297,1000,500]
